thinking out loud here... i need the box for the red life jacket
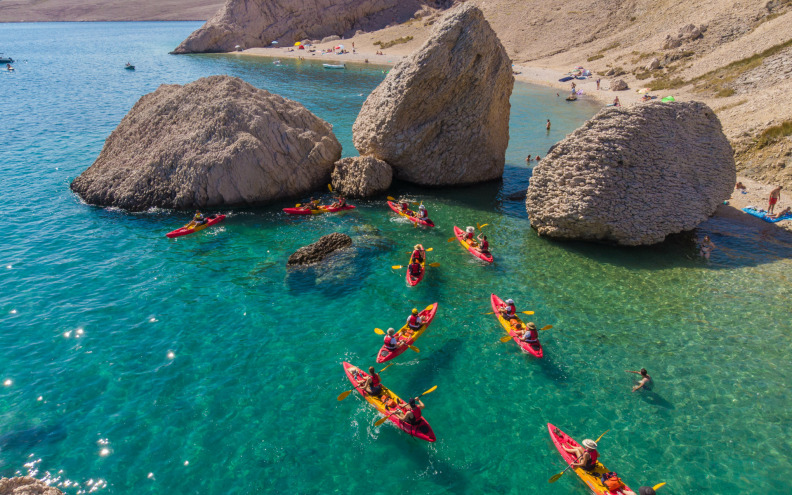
[370,374,381,387]
[505,303,516,317]
[524,328,538,342]
[465,232,474,240]
[584,450,599,469]
[409,263,421,276]
[480,239,489,250]
[408,314,421,328]
[412,250,423,261]
[383,335,398,350]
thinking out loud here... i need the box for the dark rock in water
[0,425,66,451]
[287,233,352,266]
[0,476,63,494]
[505,189,527,200]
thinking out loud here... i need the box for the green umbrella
[661,96,676,102]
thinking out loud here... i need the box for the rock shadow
[0,424,67,452]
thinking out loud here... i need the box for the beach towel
[559,76,574,82]
[742,207,792,223]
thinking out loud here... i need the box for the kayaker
[404,308,424,337]
[499,298,517,320]
[626,368,653,392]
[408,259,422,280]
[329,196,346,208]
[417,204,430,221]
[191,210,207,227]
[396,397,425,425]
[400,202,413,216]
[514,321,538,343]
[411,245,425,264]
[301,197,318,211]
[476,234,490,254]
[383,328,399,351]
[464,226,476,244]
[357,366,383,396]
[562,438,599,471]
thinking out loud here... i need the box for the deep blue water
[1,21,792,495]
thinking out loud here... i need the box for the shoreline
[235,46,790,232]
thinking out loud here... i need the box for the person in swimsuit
[189,210,207,227]
[767,206,791,219]
[395,397,425,425]
[626,368,653,392]
[476,234,490,255]
[329,196,346,208]
[768,185,782,214]
[562,438,599,471]
[356,366,383,396]
[699,235,716,260]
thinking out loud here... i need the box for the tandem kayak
[342,362,435,442]
[282,204,356,215]
[387,201,435,227]
[406,245,425,286]
[376,303,438,363]
[453,226,493,263]
[490,293,542,358]
[165,214,225,238]
[548,423,634,495]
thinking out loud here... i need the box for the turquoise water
[2,22,792,495]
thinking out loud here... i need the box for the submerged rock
[352,4,513,186]
[0,477,63,494]
[172,0,421,54]
[71,76,341,211]
[287,233,353,265]
[525,101,735,246]
[331,156,392,198]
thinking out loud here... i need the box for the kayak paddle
[477,223,488,230]
[406,248,433,253]
[392,262,439,270]
[653,483,667,490]
[548,430,609,483]
[482,310,535,315]
[327,183,333,192]
[373,385,437,427]
[337,363,395,401]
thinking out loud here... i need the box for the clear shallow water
[1,22,792,495]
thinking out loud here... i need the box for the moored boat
[323,63,346,69]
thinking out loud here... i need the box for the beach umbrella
[661,96,676,102]
[294,42,302,47]
[271,41,279,45]
[335,44,345,50]
[637,88,651,94]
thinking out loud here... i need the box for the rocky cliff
[525,101,735,245]
[71,76,341,211]
[172,0,429,54]
[352,4,513,186]
[0,477,62,495]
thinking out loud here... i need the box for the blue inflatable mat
[558,76,574,82]
[742,207,792,223]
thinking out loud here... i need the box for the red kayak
[490,293,543,358]
[376,303,438,363]
[342,362,436,442]
[387,201,434,227]
[548,423,634,495]
[282,204,356,215]
[165,214,225,238]
[453,226,494,263]
[406,245,425,286]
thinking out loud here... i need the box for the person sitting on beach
[499,298,517,320]
[613,96,621,106]
[383,328,399,352]
[476,234,490,254]
[329,196,346,208]
[416,204,430,221]
[699,235,716,259]
[357,366,383,396]
[404,308,424,337]
[395,397,425,425]
[767,206,791,219]
[735,182,746,190]
[562,438,599,471]
[626,368,653,392]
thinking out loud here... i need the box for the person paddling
[626,368,653,392]
[301,197,318,211]
[190,210,207,227]
[395,397,425,425]
[410,245,425,264]
[499,298,517,320]
[400,202,414,216]
[329,195,346,208]
[562,438,599,471]
[464,226,476,244]
[416,204,430,222]
[514,321,539,344]
[403,308,424,337]
[356,366,383,396]
[476,234,490,255]
[407,258,422,281]
[383,328,399,352]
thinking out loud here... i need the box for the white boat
[323,63,346,69]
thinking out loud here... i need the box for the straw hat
[582,439,598,449]
[387,328,395,335]
[527,322,537,330]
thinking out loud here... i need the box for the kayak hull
[376,303,438,363]
[283,205,356,215]
[387,201,434,227]
[406,245,425,286]
[166,214,226,238]
[342,362,435,442]
[453,226,494,263]
[547,423,634,495]
[490,293,543,358]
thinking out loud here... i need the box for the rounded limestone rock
[331,156,392,198]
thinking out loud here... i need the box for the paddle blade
[541,325,553,331]
[295,204,301,208]
[391,265,403,270]
[425,247,433,252]
[428,262,440,267]
[378,362,394,374]
[482,311,495,315]
[374,328,385,335]
[447,237,456,242]
[387,196,396,201]
[327,183,333,192]
[337,390,352,401]
[521,311,535,315]
[500,335,512,343]
[421,385,437,396]
[478,223,488,229]
[653,483,667,491]
[595,429,610,442]
[548,473,564,484]
[425,304,435,311]
[409,345,420,353]
[374,416,389,427]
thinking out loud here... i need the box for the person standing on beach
[596,78,601,90]
[626,368,652,392]
[546,119,551,131]
[768,185,782,214]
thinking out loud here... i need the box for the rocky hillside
[0,0,222,22]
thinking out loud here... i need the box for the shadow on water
[535,354,570,384]
[400,339,465,395]
[0,424,67,452]
[637,389,675,410]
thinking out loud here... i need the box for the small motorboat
[323,63,346,69]
[125,63,135,71]
[0,55,13,64]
